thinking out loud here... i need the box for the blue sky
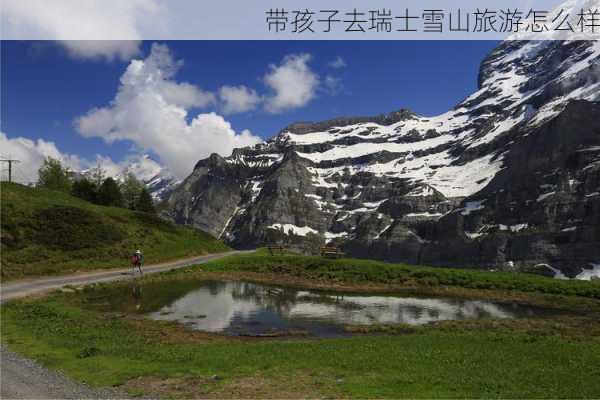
[1,40,499,180]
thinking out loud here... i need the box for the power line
[0,158,21,183]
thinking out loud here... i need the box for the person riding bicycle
[131,249,144,275]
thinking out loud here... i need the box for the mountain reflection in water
[147,280,548,336]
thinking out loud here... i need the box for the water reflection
[131,284,142,311]
[147,280,547,336]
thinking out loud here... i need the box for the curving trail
[0,251,247,304]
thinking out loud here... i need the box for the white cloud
[328,56,346,69]
[0,131,83,184]
[120,154,167,181]
[58,41,141,62]
[263,53,319,114]
[88,155,124,178]
[324,75,343,95]
[218,85,262,114]
[75,43,262,179]
[1,0,165,60]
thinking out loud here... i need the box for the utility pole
[0,159,20,183]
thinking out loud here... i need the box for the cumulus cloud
[263,53,319,114]
[328,56,346,69]
[218,85,262,114]
[75,43,262,179]
[1,0,165,60]
[0,132,84,184]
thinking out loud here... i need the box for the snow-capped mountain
[120,155,180,201]
[80,155,180,201]
[163,40,600,278]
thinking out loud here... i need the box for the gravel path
[0,346,120,399]
[0,250,248,399]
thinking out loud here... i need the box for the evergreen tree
[136,188,155,214]
[120,173,144,210]
[71,178,97,203]
[97,177,124,207]
[37,157,72,192]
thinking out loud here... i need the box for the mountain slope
[163,40,600,278]
[0,182,228,280]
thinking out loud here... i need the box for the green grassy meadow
[0,182,229,280]
[201,250,600,300]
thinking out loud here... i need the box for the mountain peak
[279,108,416,136]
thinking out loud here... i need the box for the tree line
[37,157,156,214]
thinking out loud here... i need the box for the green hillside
[0,182,229,280]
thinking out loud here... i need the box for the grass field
[2,251,600,398]
[0,182,229,280]
[200,250,600,300]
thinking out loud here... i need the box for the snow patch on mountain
[268,223,318,236]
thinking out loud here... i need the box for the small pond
[144,280,558,336]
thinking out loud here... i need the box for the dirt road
[0,251,246,399]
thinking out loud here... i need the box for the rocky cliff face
[163,40,600,278]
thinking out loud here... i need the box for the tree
[120,173,144,210]
[37,157,72,192]
[97,177,124,207]
[304,232,325,255]
[88,163,105,189]
[71,178,97,203]
[136,188,155,214]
